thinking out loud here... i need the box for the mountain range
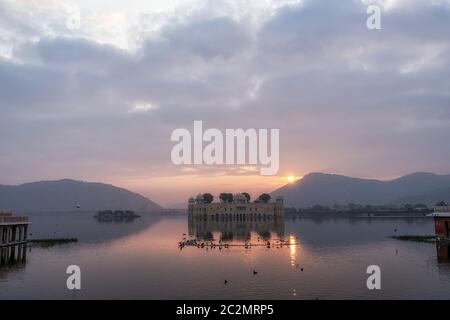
[272,172,450,208]
[0,179,162,213]
[2,172,450,213]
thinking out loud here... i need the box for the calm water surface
[1,212,449,299]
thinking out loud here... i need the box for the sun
[287,176,296,183]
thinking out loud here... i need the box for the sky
[1,0,450,207]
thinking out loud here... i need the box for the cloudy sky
[1,0,450,206]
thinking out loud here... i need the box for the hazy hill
[272,172,450,208]
[0,179,163,213]
[389,186,450,207]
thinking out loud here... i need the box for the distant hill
[0,179,163,213]
[389,186,450,206]
[272,172,450,208]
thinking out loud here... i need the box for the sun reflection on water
[289,235,297,267]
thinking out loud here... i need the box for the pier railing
[0,216,29,224]
[0,210,13,216]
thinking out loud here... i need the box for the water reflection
[188,213,285,242]
[94,215,141,223]
[436,241,450,263]
[0,244,27,267]
[2,214,450,299]
[289,235,297,267]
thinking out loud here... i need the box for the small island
[94,210,141,223]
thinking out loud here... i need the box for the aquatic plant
[390,235,436,243]
[29,238,78,247]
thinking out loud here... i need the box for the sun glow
[285,175,302,183]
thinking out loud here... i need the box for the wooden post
[9,245,16,264]
[17,244,22,261]
[12,226,17,243]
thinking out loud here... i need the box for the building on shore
[0,211,29,247]
[0,211,29,266]
[188,193,284,221]
[433,201,450,241]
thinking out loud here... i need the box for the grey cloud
[0,0,450,190]
[158,16,251,59]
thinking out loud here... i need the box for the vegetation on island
[202,193,272,203]
[95,210,141,223]
[29,238,78,247]
[202,193,214,204]
[284,203,434,215]
[389,235,437,243]
[219,193,234,203]
[257,193,271,203]
[242,192,251,202]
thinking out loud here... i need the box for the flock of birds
[178,235,298,251]
[178,233,304,285]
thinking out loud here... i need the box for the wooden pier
[0,211,29,248]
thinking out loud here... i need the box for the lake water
[1,212,449,299]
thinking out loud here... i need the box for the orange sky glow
[117,173,299,207]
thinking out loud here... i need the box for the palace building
[188,193,284,221]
